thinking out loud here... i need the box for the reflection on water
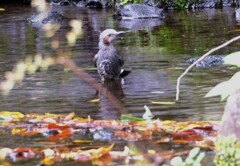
[97,79,124,119]
[0,5,238,123]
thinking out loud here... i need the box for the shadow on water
[0,5,238,122]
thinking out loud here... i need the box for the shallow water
[0,4,239,165]
[0,5,237,121]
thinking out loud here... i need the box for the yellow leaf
[73,140,93,143]
[0,111,24,121]
[64,112,75,120]
[12,128,26,135]
[150,101,176,105]
[0,8,5,11]
[41,156,55,165]
[88,99,100,103]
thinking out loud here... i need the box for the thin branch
[57,56,128,115]
[176,35,240,101]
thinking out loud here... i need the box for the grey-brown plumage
[94,29,126,80]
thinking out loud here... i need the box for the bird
[94,29,130,81]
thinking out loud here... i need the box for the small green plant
[120,0,143,6]
[168,147,205,166]
[215,135,240,166]
[173,0,188,10]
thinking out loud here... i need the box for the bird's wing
[93,53,98,67]
[114,50,124,66]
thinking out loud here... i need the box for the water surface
[0,5,239,165]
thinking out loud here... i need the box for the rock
[219,89,240,139]
[86,0,112,8]
[28,11,66,25]
[50,0,73,6]
[115,4,165,19]
[119,18,164,29]
[186,55,224,67]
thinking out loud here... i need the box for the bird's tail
[119,69,131,78]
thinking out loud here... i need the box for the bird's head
[99,29,125,48]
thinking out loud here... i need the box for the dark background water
[0,5,239,122]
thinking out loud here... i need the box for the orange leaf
[48,128,73,141]
[47,123,71,130]
[13,148,31,153]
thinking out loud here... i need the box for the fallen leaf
[88,98,100,102]
[150,101,176,105]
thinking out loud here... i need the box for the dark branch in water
[57,56,128,115]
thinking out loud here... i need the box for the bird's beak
[115,31,125,35]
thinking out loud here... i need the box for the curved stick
[176,35,240,101]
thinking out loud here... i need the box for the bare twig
[176,35,240,101]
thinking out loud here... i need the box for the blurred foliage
[0,0,82,95]
[167,147,205,166]
[173,0,188,10]
[120,0,143,5]
[215,135,240,166]
[205,51,240,100]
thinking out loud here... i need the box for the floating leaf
[73,140,93,143]
[0,111,24,122]
[150,101,176,105]
[143,105,154,120]
[0,8,5,11]
[223,51,240,67]
[88,98,100,103]
[64,112,75,120]
[121,114,144,122]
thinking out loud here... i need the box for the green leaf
[224,51,240,67]
[142,105,154,120]
[205,71,240,100]
[170,156,183,166]
[196,152,205,163]
[188,147,200,159]
[204,81,228,98]
[120,114,144,122]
